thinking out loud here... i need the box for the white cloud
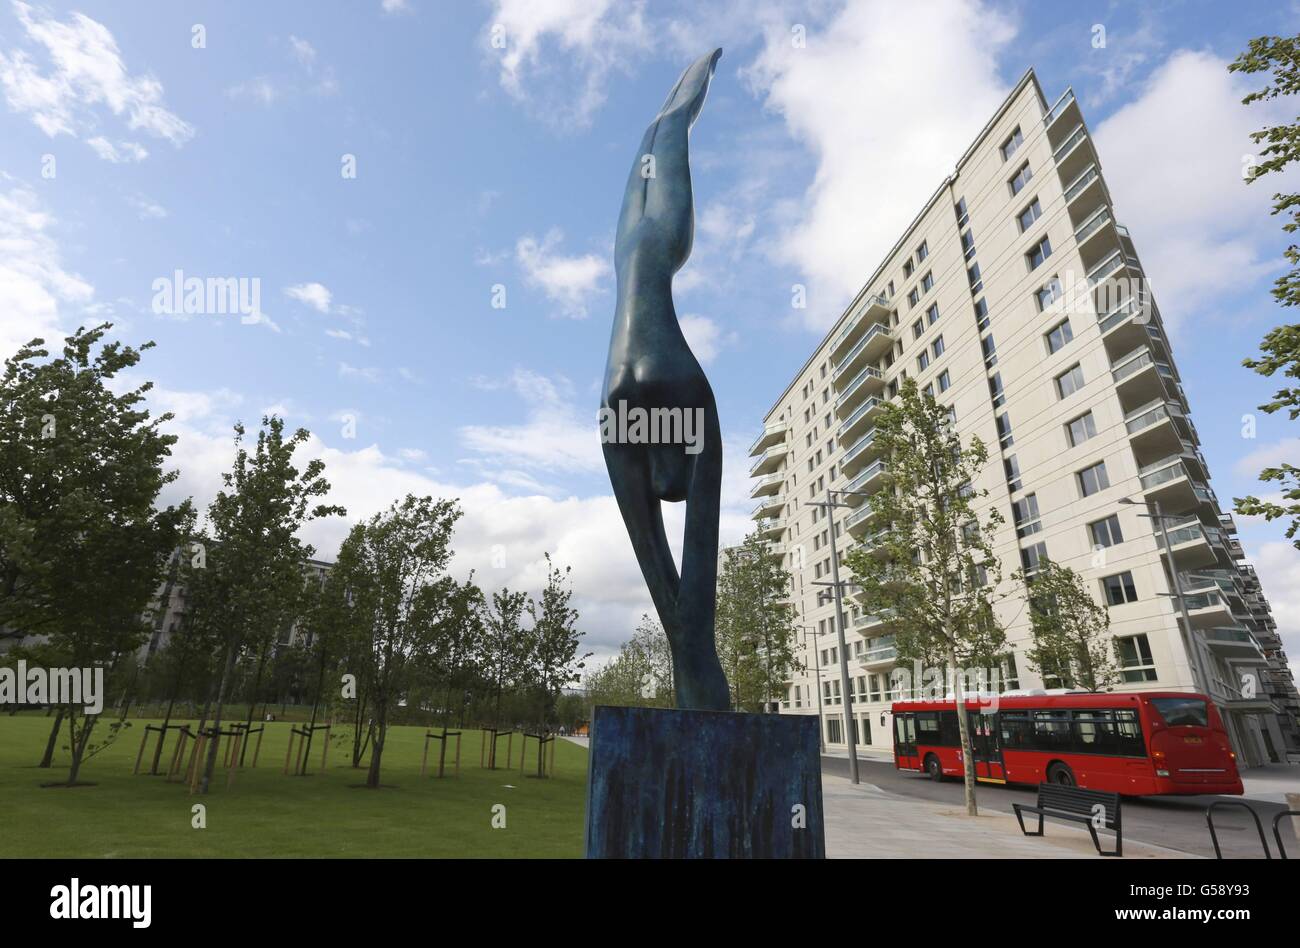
[1234,437,1300,479]
[460,369,602,477]
[0,1,193,151]
[126,192,166,220]
[288,36,316,69]
[0,184,94,357]
[742,0,1016,329]
[381,0,412,14]
[338,361,381,383]
[284,281,333,314]
[1093,50,1292,330]
[226,77,278,107]
[515,229,609,318]
[678,314,726,364]
[1247,542,1300,679]
[485,0,650,129]
[86,135,146,162]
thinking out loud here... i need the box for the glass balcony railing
[845,459,887,493]
[1044,88,1076,127]
[1053,123,1087,164]
[1073,205,1112,245]
[1139,458,1187,491]
[833,324,891,380]
[835,367,884,411]
[1098,295,1142,334]
[748,421,788,455]
[837,397,881,440]
[840,424,879,466]
[1063,163,1098,203]
[1086,249,1125,287]
[832,293,890,353]
[845,505,875,531]
[1125,399,1182,435]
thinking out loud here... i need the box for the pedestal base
[584,705,825,858]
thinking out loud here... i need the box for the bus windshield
[1150,697,1209,727]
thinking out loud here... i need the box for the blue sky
[2,0,1298,665]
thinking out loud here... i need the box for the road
[822,755,1293,859]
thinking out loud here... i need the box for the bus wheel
[1046,762,1076,787]
[925,754,943,781]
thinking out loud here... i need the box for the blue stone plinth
[584,705,825,858]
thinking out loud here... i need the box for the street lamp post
[800,624,826,752]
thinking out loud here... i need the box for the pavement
[1239,763,1300,804]
[820,773,1187,858]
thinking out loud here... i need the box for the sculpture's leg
[676,401,730,711]
[602,444,681,635]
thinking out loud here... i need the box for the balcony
[754,517,784,540]
[1156,515,1218,570]
[752,495,784,520]
[844,503,881,536]
[1204,627,1266,661]
[1052,121,1098,184]
[830,293,891,361]
[832,323,892,387]
[749,420,788,456]
[837,396,883,445]
[855,528,891,558]
[750,472,782,499]
[853,611,896,635]
[1183,590,1235,629]
[844,458,888,497]
[834,366,886,416]
[749,443,788,476]
[1111,345,1177,411]
[1097,295,1153,358]
[1125,398,1191,463]
[1139,456,1208,515]
[1073,204,1120,271]
[1063,162,1105,217]
[857,635,898,670]
[1044,88,1080,139]
[840,424,883,478]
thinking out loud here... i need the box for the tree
[478,587,530,732]
[337,494,461,789]
[715,531,798,712]
[0,325,193,784]
[195,416,344,794]
[842,378,1004,816]
[1230,37,1300,546]
[1014,558,1118,693]
[629,613,673,704]
[526,554,590,734]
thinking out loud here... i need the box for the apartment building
[748,68,1300,768]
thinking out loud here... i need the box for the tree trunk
[200,644,238,794]
[365,701,386,788]
[949,646,978,817]
[66,710,96,784]
[39,707,65,767]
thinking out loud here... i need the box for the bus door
[894,713,919,770]
[967,709,1005,782]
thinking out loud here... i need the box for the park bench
[1013,783,1122,856]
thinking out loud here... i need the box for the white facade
[749,70,1300,768]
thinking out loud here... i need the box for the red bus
[891,691,1242,796]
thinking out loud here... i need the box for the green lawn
[0,713,588,858]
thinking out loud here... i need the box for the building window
[1004,455,1022,492]
[826,716,842,744]
[923,382,934,399]
[955,197,969,227]
[1017,197,1042,232]
[1116,634,1157,682]
[1037,276,1063,310]
[961,229,976,259]
[912,318,924,339]
[996,412,1014,448]
[921,271,934,292]
[932,335,945,358]
[1009,161,1033,195]
[982,333,997,368]
[1001,125,1023,161]
[904,259,914,279]
[1078,460,1110,497]
[917,351,930,371]
[926,302,940,325]
[1102,571,1139,606]
[1056,363,1085,398]
[1020,541,1048,575]
[1046,318,1073,354]
[973,298,989,331]
[1027,236,1053,270]
[916,240,929,262]
[1090,514,1124,548]
[938,369,951,392]
[968,262,983,293]
[1066,411,1097,446]
[908,287,920,307]
[1013,493,1042,538]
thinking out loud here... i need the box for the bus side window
[1033,710,1072,750]
[1114,709,1145,757]
[940,710,961,746]
[999,711,1030,749]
